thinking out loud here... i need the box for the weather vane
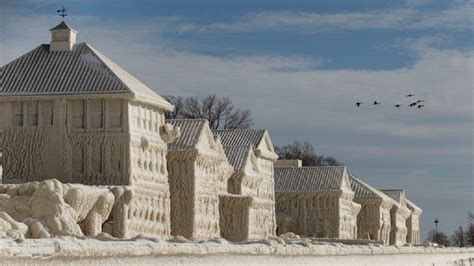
[57,5,67,19]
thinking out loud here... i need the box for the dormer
[49,21,77,52]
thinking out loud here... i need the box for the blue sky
[1,0,473,240]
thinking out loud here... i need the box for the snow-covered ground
[1,236,473,265]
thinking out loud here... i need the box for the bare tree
[450,227,465,247]
[163,94,253,129]
[163,95,184,119]
[467,212,474,246]
[426,229,450,246]
[275,141,343,166]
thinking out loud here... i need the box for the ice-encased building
[0,22,180,239]
[274,166,361,239]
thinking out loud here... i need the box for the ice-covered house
[405,199,422,244]
[166,119,233,240]
[213,129,278,241]
[380,189,412,245]
[0,22,180,238]
[274,165,361,239]
[349,175,394,244]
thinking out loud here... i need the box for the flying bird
[373,101,381,105]
[355,102,363,107]
[409,102,417,107]
[415,100,424,103]
[394,104,402,108]
[406,94,415,97]
[418,105,424,109]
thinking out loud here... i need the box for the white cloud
[180,4,474,34]
[1,10,472,173]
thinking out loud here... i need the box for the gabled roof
[349,175,395,202]
[274,166,347,192]
[213,129,266,148]
[405,198,423,214]
[0,43,172,110]
[380,189,404,204]
[223,145,253,171]
[50,21,74,31]
[166,119,207,150]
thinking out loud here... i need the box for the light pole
[434,218,439,243]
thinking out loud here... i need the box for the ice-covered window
[108,99,122,128]
[90,99,103,128]
[40,101,54,126]
[92,144,102,173]
[72,145,84,174]
[27,101,39,126]
[110,144,122,174]
[71,100,85,129]
[12,102,24,126]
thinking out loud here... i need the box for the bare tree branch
[275,141,343,166]
[164,94,254,129]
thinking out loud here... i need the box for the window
[71,100,85,129]
[92,145,102,173]
[40,101,54,126]
[108,99,122,128]
[12,102,24,126]
[110,144,122,174]
[90,99,103,128]
[72,145,84,174]
[27,101,39,126]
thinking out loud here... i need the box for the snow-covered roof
[380,189,405,204]
[50,21,73,31]
[167,119,207,150]
[349,175,395,206]
[222,145,253,171]
[213,129,266,149]
[274,166,348,192]
[0,42,172,110]
[405,198,423,214]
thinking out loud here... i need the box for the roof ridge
[84,43,173,110]
[213,129,265,132]
[276,165,345,169]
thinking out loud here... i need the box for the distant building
[380,189,412,245]
[166,119,233,240]
[0,22,180,239]
[214,129,278,241]
[405,199,422,244]
[349,175,394,244]
[274,166,361,239]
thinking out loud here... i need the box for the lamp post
[434,218,439,243]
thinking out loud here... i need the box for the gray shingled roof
[213,129,266,148]
[1,42,172,110]
[274,166,346,192]
[350,175,378,198]
[50,21,73,31]
[350,175,394,203]
[380,189,404,203]
[167,119,206,150]
[222,145,252,171]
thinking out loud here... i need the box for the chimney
[49,21,77,52]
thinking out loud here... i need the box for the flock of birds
[355,94,425,109]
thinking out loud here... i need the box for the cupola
[49,21,77,52]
